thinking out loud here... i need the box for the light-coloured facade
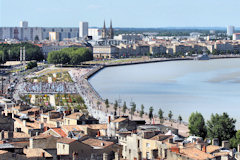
[49,32,60,42]
[93,45,119,59]
[233,33,240,40]
[0,21,79,41]
[227,25,235,36]
[79,22,88,38]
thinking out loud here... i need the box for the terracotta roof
[80,124,107,130]
[0,150,8,154]
[61,125,84,133]
[21,107,40,114]
[57,137,76,144]
[150,134,172,141]
[206,145,220,154]
[3,131,30,139]
[65,112,83,119]
[32,134,53,140]
[213,151,230,157]
[180,147,215,160]
[24,148,52,158]
[112,117,127,123]
[82,138,114,148]
[52,128,67,137]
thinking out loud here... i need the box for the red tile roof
[52,128,67,137]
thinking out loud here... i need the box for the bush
[26,61,37,69]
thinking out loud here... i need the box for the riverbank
[79,55,240,137]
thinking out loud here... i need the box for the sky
[0,0,240,28]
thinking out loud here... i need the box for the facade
[227,25,235,36]
[0,21,79,41]
[233,33,240,40]
[115,34,143,42]
[88,28,102,40]
[79,22,88,38]
[93,45,119,59]
[49,32,60,42]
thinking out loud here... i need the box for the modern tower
[79,22,88,38]
[227,25,235,36]
[20,21,28,28]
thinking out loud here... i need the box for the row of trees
[105,99,182,124]
[188,112,238,148]
[0,43,44,63]
[47,47,93,65]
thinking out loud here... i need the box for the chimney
[23,120,26,127]
[36,132,39,136]
[97,131,101,137]
[42,152,45,158]
[108,116,111,124]
[202,145,206,153]
[222,140,230,149]
[29,138,33,148]
[101,142,105,146]
[0,130,4,140]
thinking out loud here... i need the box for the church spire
[109,19,114,39]
[102,20,107,39]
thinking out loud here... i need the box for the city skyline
[1,0,240,28]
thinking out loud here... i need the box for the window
[68,120,70,125]
[63,144,65,149]
[138,140,140,148]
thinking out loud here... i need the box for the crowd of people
[22,82,77,93]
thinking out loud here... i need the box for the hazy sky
[0,0,240,28]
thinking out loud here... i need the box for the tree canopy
[47,47,92,65]
[0,43,44,61]
[188,112,207,139]
[207,112,236,143]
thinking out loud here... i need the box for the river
[89,58,240,127]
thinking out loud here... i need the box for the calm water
[89,58,240,126]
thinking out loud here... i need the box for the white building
[88,28,102,40]
[233,33,240,40]
[49,32,59,42]
[227,25,235,36]
[114,34,143,42]
[0,21,79,41]
[20,21,28,28]
[79,22,88,38]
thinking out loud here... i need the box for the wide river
[89,58,240,127]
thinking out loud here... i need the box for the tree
[122,101,127,114]
[114,100,118,116]
[130,102,136,119]
[188,112,207,139]
[168,111,173,122]
[207,112,236,143]
[47,47,93,65]
[178,115,182,124]
[0,50,6,64]
[149,107,154,121]
[158,108,164,124]
[140,104,144,118]
[26,61,37,69]
[105,99,109,108]
[230,130,240,148]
